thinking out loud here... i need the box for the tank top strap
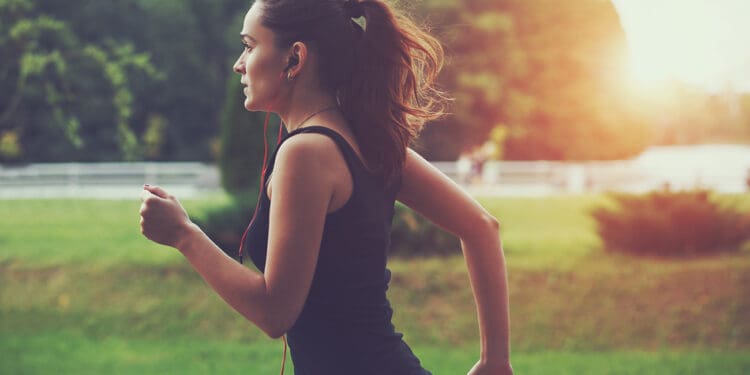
[290,126,404,195]
[285,125,367,173]
[266,125,402,195]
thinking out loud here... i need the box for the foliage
[390,203,461,257]
[217,77,284,198]
[0,0,647,164]
[591,190,750,257]
[0,0,249,163]
[414,0,651,161]
[3,0,748,163]
[190,194,256,260]
[635,82,750,145]
[0,0,162,162]
[124,0,248,161]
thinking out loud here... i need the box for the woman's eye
[241,43,253,52]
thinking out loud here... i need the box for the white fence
[434,160,654,196]
[439,144,750,196]
[0,162,220,199]
[1,145,749,199]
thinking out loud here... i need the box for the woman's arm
[139,134,336,339]
[397,148,512,372]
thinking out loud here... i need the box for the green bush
[591,190,750,257]
[218,77,283,199]
[192,195,256,260]
[209,76,285,260]
[389,203,461,258]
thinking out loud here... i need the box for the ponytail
[341,0,447,188]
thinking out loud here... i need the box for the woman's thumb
[143,184,170,199]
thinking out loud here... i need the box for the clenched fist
[139,185,196,249]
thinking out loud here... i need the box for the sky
[611,0,750,93]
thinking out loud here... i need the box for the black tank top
[243,125,431,375]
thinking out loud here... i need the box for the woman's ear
[285,42,308,78]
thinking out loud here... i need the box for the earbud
[284,55,299,72]
[279,54,299,81]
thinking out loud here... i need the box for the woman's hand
[468,359,513,375]
[139,185,196,249]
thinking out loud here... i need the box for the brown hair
[259,0,447,188]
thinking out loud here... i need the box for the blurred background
[1,0,749,374]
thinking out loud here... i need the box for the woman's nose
[233,57,244,74]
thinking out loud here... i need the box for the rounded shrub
[591,189,750,257]
[192,195,256,260]
[207,76,283,260]
[218,77,282,201]
[389,203,461,258]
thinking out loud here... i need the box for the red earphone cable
[237,112,284,264]
[280,335,287,374]
[234,111,287,374]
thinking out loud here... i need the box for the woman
[139,0,512,374]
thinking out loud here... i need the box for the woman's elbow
[478,213,501,236]
[265,326,287,340]
[258,309,297,339]
[460,213,501,242]
[254,293,302,339]
[259,318,290,339]
[486,214,501,232]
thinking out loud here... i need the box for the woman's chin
[243,98,259,112]
[243,97,276,113]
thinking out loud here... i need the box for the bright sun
[612,0,750,92]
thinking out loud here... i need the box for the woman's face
[233,2,288,112]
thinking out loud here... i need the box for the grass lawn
[2,333,748,374]
[1,194,749,374]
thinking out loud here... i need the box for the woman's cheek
[243,52,284,111]
[243,81,266,111]
[247,76,280,111]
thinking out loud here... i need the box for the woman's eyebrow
[240,34,258,43]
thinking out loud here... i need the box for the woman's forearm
[460,219,511,363]
[175,223,280,337]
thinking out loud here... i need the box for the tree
[0,0,161,162]
[1,0,249,163]
[218,77,284,201]
[633,81,750,145]
[415,0,651,161]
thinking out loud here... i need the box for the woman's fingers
[138,184,192,248]
[140,188,154,202]
[143,184,170,199]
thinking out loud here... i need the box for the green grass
[0,195,602,267]
[1,194,749,374]
[2,334,748,374]
[478,195,605,269]
[0,196,238,266]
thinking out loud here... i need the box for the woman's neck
[279,89,339,133]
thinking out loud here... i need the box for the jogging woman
[140,1,512,373]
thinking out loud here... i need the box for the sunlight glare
[613,0,750,92]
